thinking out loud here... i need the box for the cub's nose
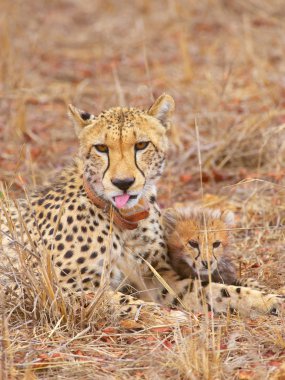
[111,177,135,191]
[202,260,213,269]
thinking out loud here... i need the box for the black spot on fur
[90,251,98,259]
[60,268,71,276]
[161,288,168,298]
[81,245,89,252]
[221,288,230,298]
[77,257,85,264]
[64,250,73,258]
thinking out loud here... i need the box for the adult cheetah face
[68,94,174,209]
[163,208,235,279]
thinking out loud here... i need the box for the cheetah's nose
[111,177,135,191]
[202,260,213,269]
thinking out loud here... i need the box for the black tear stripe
[102,152,110,180]
[194,248,201,261]
[150,142,159,152]
[134,150,146,179]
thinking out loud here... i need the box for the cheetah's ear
[162,208,178,234]
[68,104,96,136]
[148,94,175,130]
[221,210,235,228]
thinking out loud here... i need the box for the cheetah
[163,206,266,290]
[0,94,283,319]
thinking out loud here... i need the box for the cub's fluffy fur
[163,207,239,284]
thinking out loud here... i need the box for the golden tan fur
[69,95,174,210]
[163,207,269,290]
[164,207,235,281]
[1,95,284,319]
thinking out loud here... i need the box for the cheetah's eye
[94,144,109,153]
[188,240,199,249]
[213,241,221,249]
[135,141,150,151]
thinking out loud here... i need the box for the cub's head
[68,94,174,209]
[163,207,235,279]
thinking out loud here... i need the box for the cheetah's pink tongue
[114,194,130,209]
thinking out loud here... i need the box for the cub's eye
[135,141,150,151]
[213,241,221,249]
[94,144,109,153]
[189,240,199,249]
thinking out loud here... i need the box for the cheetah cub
[163,206,264,289]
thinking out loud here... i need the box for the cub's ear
[221,210,235,228]
[68,104,96,136]
[148,93,175,130]
[162,208,178,234]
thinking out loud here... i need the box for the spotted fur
[0,95,283,319]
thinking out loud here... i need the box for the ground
[0,1,285,379]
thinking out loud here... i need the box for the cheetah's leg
[179,281,284,316]
[154,269,284,316]
[200,282,284,316]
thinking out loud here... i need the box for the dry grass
[1,0,285,378]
